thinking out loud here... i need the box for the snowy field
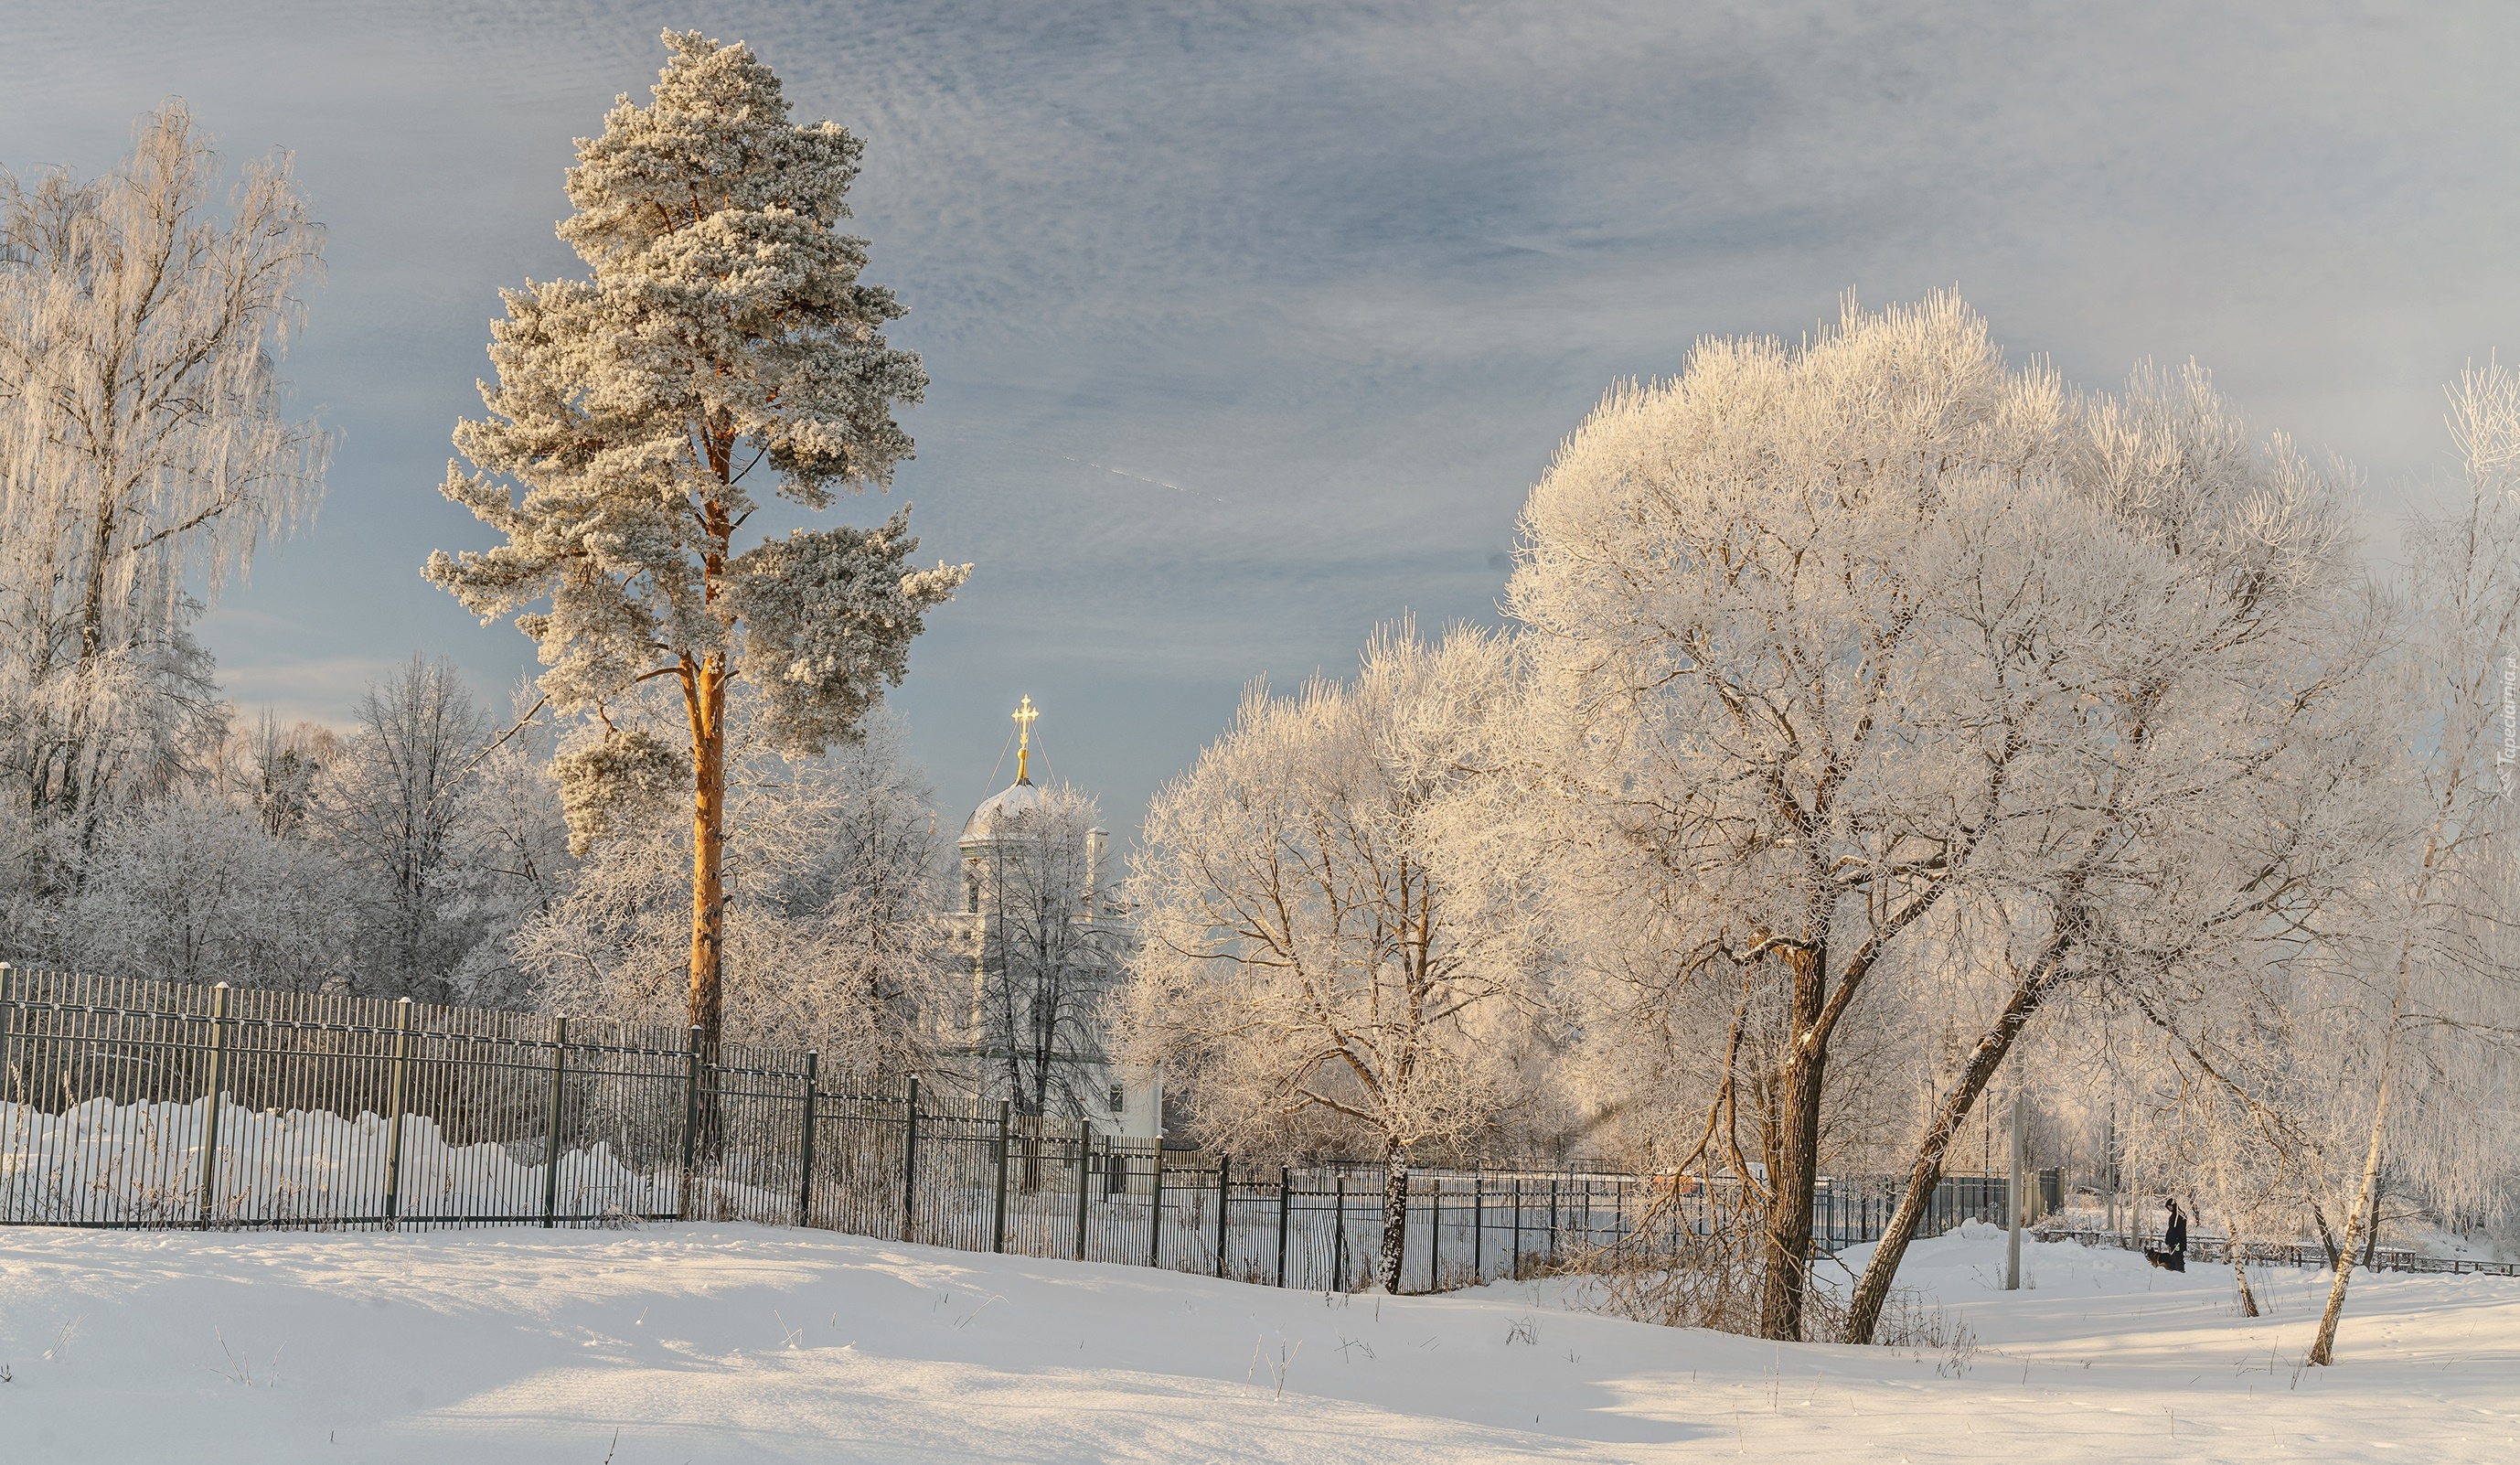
[1,1222,2513,1463]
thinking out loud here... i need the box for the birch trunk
[1379,1137,1411,1294]
[2310,1002,2399,1365]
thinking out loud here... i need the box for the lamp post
[2005,1096,2024,1290]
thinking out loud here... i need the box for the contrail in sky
[1053,454,1225,503]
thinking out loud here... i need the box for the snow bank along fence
[8,966,2037,1290]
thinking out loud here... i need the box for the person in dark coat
[2144,1199,2189,1272]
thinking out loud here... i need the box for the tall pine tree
[427,31,966,1057]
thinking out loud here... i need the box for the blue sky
[5,1,2514,829]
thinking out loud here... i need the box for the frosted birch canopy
[0,105,326,841]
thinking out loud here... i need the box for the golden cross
[1013,695,1038,781]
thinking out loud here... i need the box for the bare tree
[811,711,948,1075]
[1505,295,2352,1340]
[1116,626,1545,1293]
[2083,368,2520,1364]
[0,104,326,861]
[424,680,574,1009]
[320,656,493,999]
[219,709,336,841]
[1508,295,2056,1336]
[2293,368,2520,1363]
[59,790,351,989]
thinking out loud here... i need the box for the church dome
[964,693,1053,845]
[961,775,1047,843]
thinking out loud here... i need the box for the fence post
[991,1100,1011,1254]
[380,999,412,1229]
[541,1016,568,1229]
[1511,1176,1523,1277]
[1472,1170,1483,1282]
[1428,1173,1440,1292]
[1548,1177,1560,1266]
[1276,1166,1291,1288]
[796,1051,819,1230]
[680,1023,701,1222]
[1332,1171,1346,1291]
[1073,1121,1091,1261]
[0,963,14,1106]
[194,982,234,1229]
[902,1075,920,1243]
[1148,1147,1165,1269]
[1214,1154,1231,1279]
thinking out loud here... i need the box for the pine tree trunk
[1378,1139,1410,1294]
[686,652,729,1083]
[1758,946,1825,1341]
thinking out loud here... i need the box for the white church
[951,696,1160,1139]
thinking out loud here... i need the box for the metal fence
[2039,1226,2520,1278]
[2,965,2050,1290]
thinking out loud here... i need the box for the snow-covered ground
[2,1220,2512,1463]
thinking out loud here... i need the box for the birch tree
[426,31,966,1057]
[0,103,326,861]
[1116,627,1546,1293]
[2298,368,2520,1361]
[2272,368,2518,1363]
[2083,369,2520,1363]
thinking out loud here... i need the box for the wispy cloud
[8,1,2514,825]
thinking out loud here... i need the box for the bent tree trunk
[2311,1016,2399,1366]
[1379,1139,1410,1293]
[2312,1204,2342,1270]
[1843,962,2056,1344]
[1758,948,1827,1341]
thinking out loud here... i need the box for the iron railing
[2038,1225,2520,1278]
[0,965,2084,1289]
